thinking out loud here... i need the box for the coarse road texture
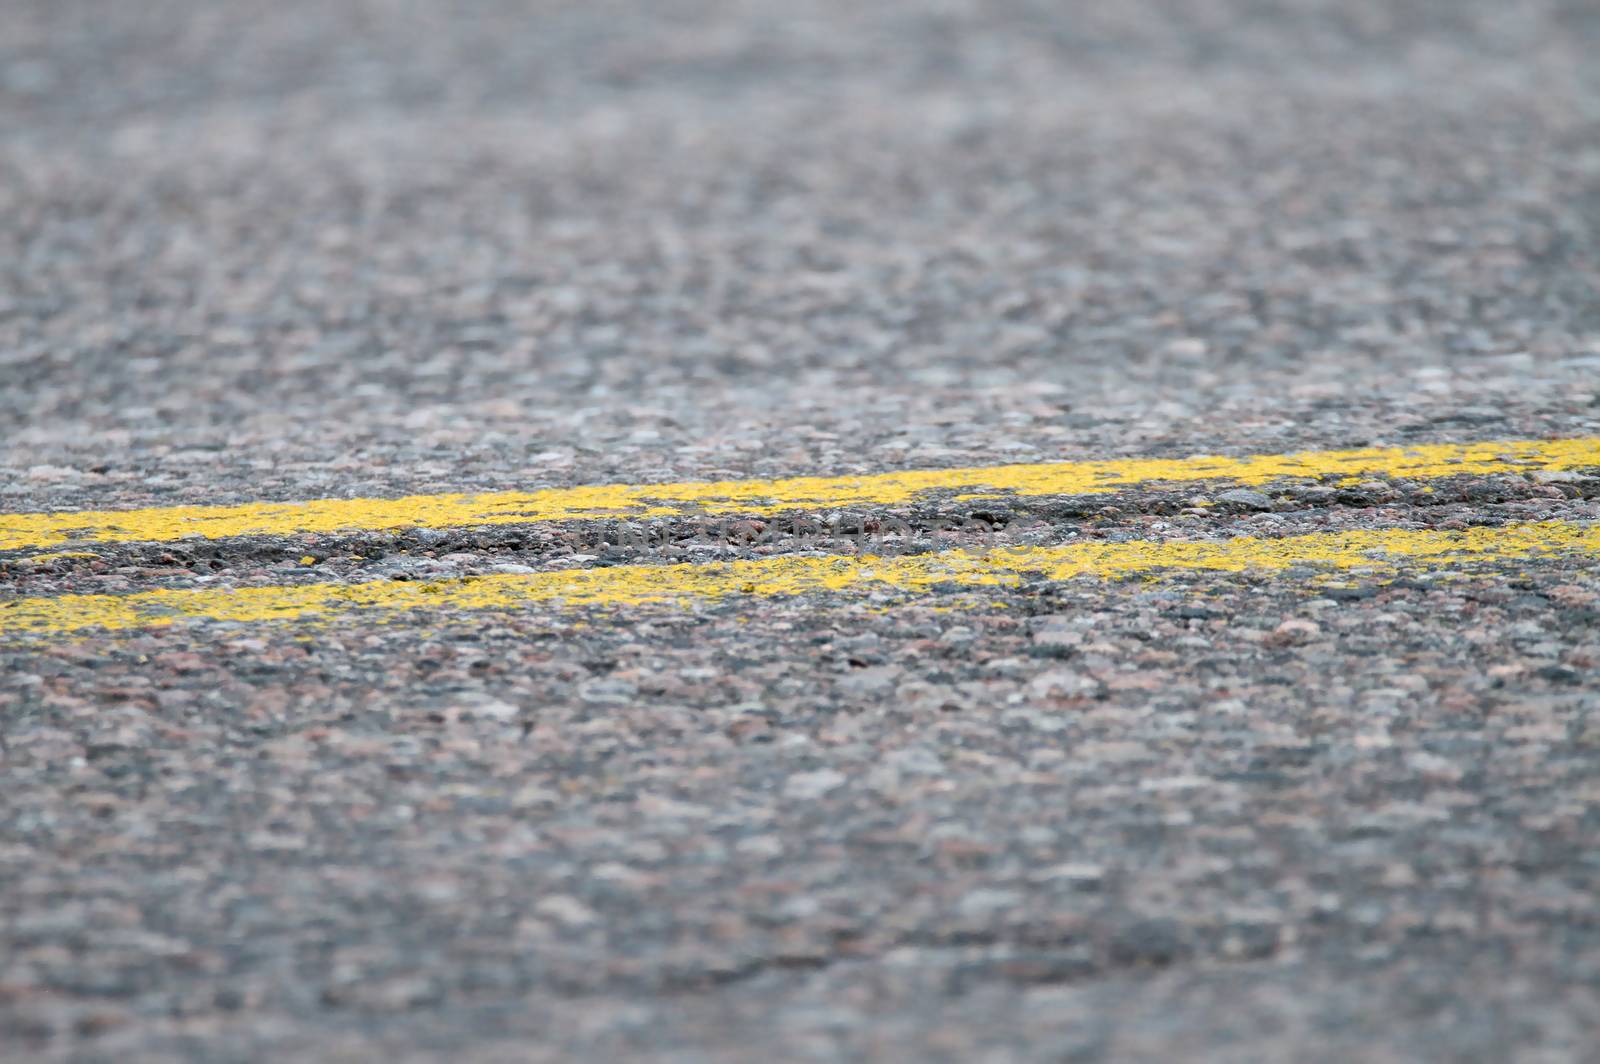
[3,1,1600,1060]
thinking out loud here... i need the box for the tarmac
[3,1,1600,1060]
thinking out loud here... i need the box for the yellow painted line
[1,437,1596,553]
[3,521,1595,641]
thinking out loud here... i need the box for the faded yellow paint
[3,520,1595,641]
[1,437,1596,553]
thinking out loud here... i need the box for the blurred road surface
[3,2,1600,1060]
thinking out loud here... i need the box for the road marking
[3,521,1595,641]
[1,437,1596,553]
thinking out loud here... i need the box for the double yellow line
[2,437,1596,640]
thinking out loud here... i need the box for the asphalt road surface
[4,1,1600,1060]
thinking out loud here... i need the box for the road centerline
[2,436,1596,553]
[3,520,1595,641]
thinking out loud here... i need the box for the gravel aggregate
[3,1,1600,1060]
